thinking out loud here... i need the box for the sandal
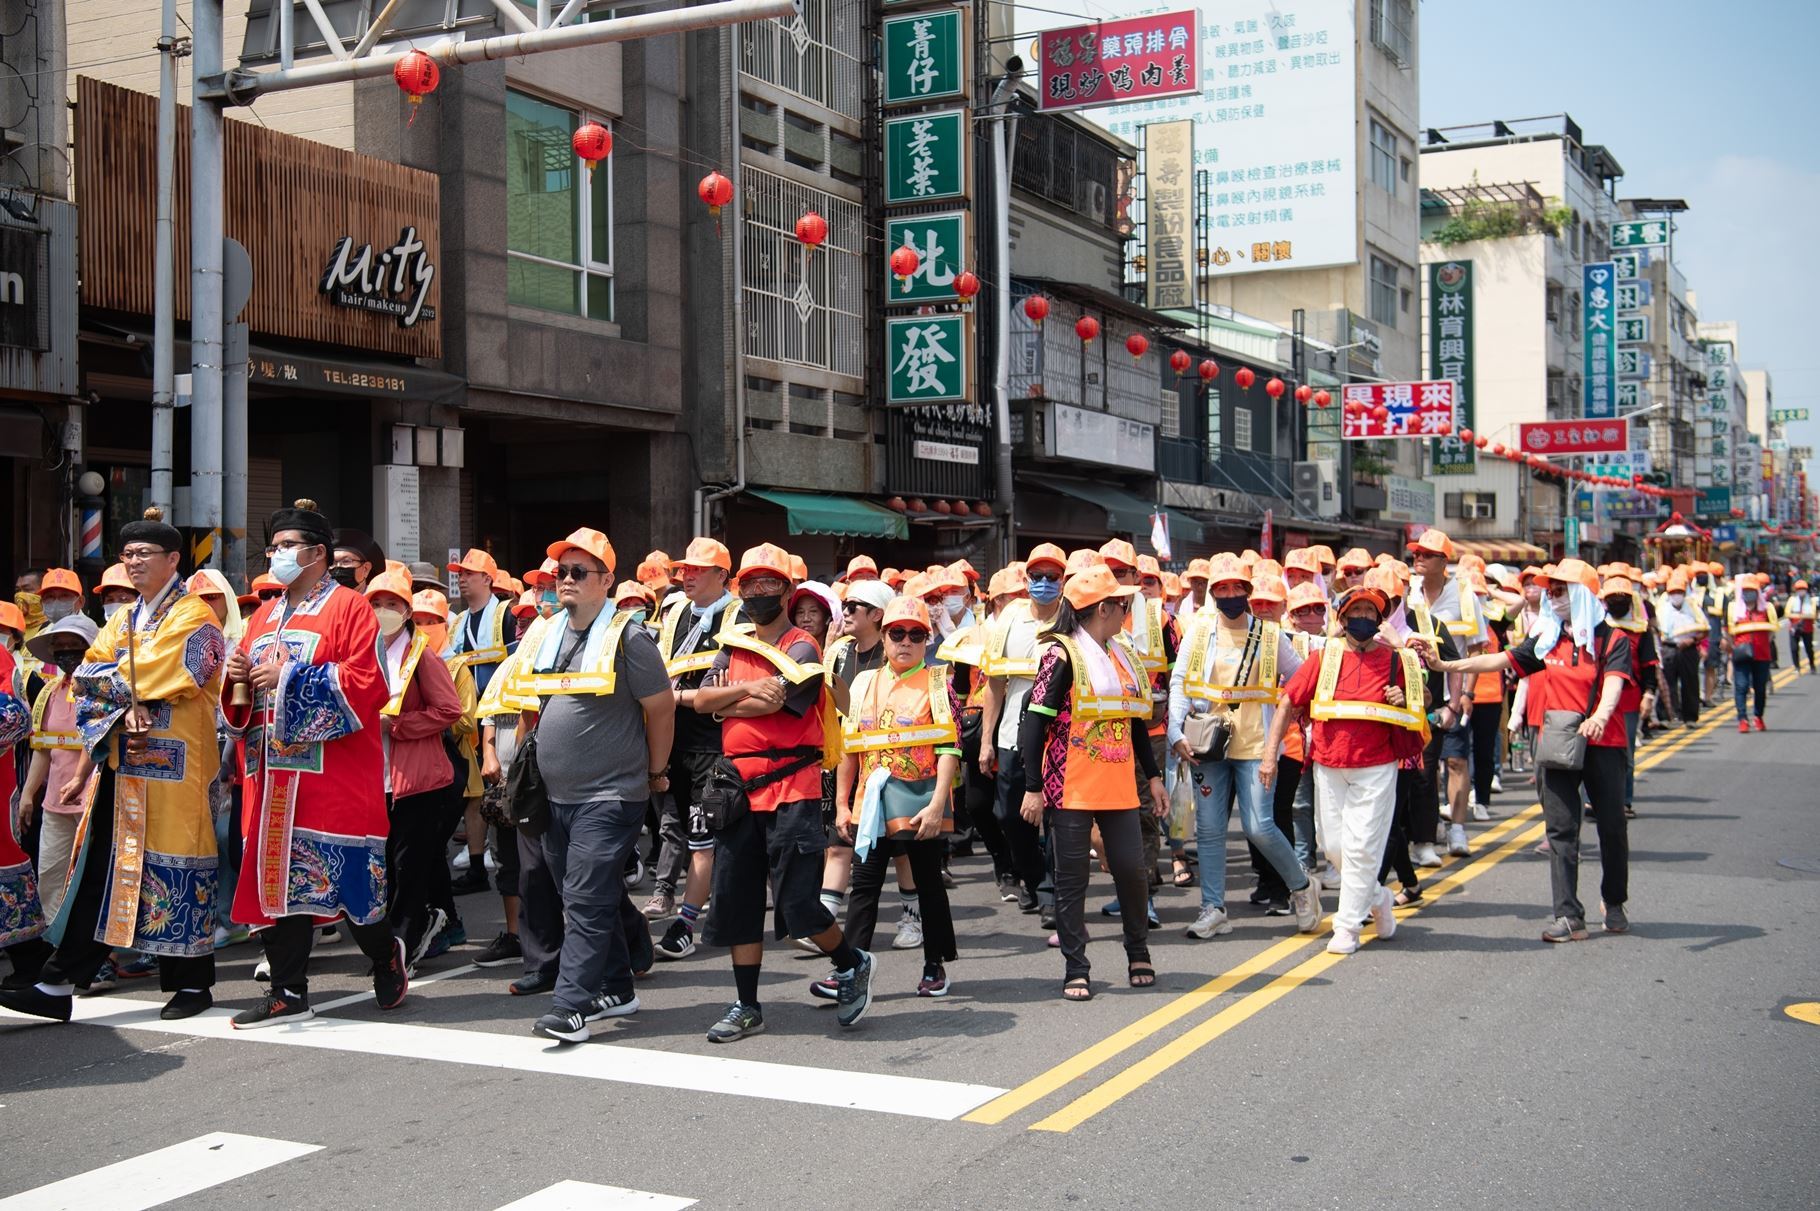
[1062,977,1093,1002]
[1394,888,1423,907]
[1128,963,1156,988]
[1171,856,1197,887]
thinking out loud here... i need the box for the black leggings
[1377,768,1419,891]
[1537,744,1628,922]
[1470,704,1501,804]
[846,837,956,966]
[387,782,461,952]
[1050,809,1150,981]
[1791,629,1816,671]
[260,913,396,997]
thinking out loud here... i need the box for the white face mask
[103,601,128,622]
[374,606,408,638]
[1551,595,1571,618]
[942,593,967,618]
[41,598,77,622]
[1668,592,1685,608]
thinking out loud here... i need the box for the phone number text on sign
[1340,380,1456,439]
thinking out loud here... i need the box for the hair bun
[142,506,165,522]
[294,498,319,511]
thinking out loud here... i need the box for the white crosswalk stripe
[0,1132,323,1211]
[492,1181,696,1210]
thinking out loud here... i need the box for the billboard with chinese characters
[1428,260,1475,475]
[1340,381,1457,439]
[1611,220,1670,248]
[885,211,968,305]
[1519,419,1630,457]
[1583,262,1617,419]
[882,9,966,107]
[1144,120,1194,310]
[1077,0,1358,277]
[1037,10,1200,112]
[887,314,970,405]
[884,108,968,205]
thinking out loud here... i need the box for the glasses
[841,601,874,614]
[332,554,365,568]
[1545,584,1569,598]
[257,589,284,600]
[1028,572,1059,584]
[885,627,930,644]
[742,577,787,595]
[1292,607,1326,620]
[120,546,169,562]
[555,564,601,582]
[1111,567,1139,583]
[264,540,319,557]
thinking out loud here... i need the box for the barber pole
[81,502,103,561]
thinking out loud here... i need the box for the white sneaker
[1327,926,1360,955]
[1291,877,1322,933]
[1413,843,1442,868]
[483,847,501,873]
[452,848,471,871]
[1447,824,1471,858]
[1317,863,1343,890]
[1490,774,1504,793]
[892,906,924,951]
[253,959,271,984]
[1370,884,1397,941]
[1186,905,1233,938]
[1471,799,1492,822]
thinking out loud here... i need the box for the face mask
[329,566,359,589]
[419,622,449,652]
[1027,577,1061,604]
[1215,595,1249,620]
[1605,598,1631,619]
[0,633,13,652]
[1695,574,1709,586]
[1551,596,1571,618]
[41,598,76,622]
[1742,591,1759,607]
[374,606,408,638]
[52,650,83,674]
[942,593,967,617]
[14,591,39,616]
[628,609,649,627]
[1343,616,1380,643]
[103,601,128,622]
[269,547,309,585]
[1667,592,1685,607]
[742,594,784,626]
[540,591,559,609]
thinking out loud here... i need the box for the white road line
[311,962,481,1011]
[492,1180,696,1211]
[0,1131,322,1211]
[6,997,1005,1121]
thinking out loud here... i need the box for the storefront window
[506,90,614,322]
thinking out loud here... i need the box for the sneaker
[1753,717,1767,732]
[1413,843,1442,868]
[1263,899,1291,917]
[1447,824,1471,858]
[706,1001,765,1042]
[77,959,119,995]
[509,972,555,996]
[212,924,251,948]
[483,847,500,872]
[1541,915,1588,943]
[1046,932,1061,948]
[584,991,640,1021]
[623,857,645,889]
[835,950,875,1027]
[474,931,523,968]
[1038,905,1057,930]
[319,925,341,943]
[892,906,923,951]
[790,934,824,954]
[0,984,73,1022]
[450,866,490,895]
[452,848,471,870]
[1326,926,1360,955]
[642,892,676,920]
[917,965,950,998]
[117,954,161,979]
[655,919,696,961]
[1490,773,1504,793]
[1370,884,1397,941]
[1016,888,1040,914]
[406,907,447,973]
[1739,718,1751,733]
[997,874,1021,903]
[1316,864,1343,890]
[533,1009,591,1043]
[231,991,313,1030]
[1602,903,1630,934]
[1186,905,1233,938]
[807,974,840,1002]
[1291,878,1323,933]
[940,861,956,890]
[1100,898,1123,917]
[423,919,464,961]
[253,959,271,984]
[1471,799,1492,822]
[373,937,410,1009]
[160,989,213,1020]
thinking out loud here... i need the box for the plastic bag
[1168,759,1196,841]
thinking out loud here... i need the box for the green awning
[748,489,909,540]
[1024,476,1205,546]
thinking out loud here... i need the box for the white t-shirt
[996,609,1042,752]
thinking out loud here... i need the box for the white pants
[37,810,82,920]
[1312,761,1399,929]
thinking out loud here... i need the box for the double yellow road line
[966,666,1804,1133]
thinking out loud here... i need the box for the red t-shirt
[1731,609,1773,662]
[1281,644,1416,769]
[1506,624,1634,748]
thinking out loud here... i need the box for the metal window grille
[741,0,867,121]
[740,164,864,380]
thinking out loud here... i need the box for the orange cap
[1796,579,1809,591]
[1284,548,1322,577]
[523,558,557,589]
[1706,561,1725,575]
[901,572,933,601]
[1406,529,1455,560]
[881,567,906,589]
[1253,558,1284,583]
[1600,575,1635,598]
[491,570,522,596]
[1205,552,1250,589]
[1136,554,1162,578]
[1309,545,1336,572]
[988,565,1029,598]
[1239,549,1260,569]
[546,527,617,574]
[675,537,733,573]
[841,555,879,582]
[734,542,796,586]
[1363,566,1403,599]
[1161,571,1182,598]
[1065,549,1103,579]
[615,580,654,607]
[643,550,674,577]
[1248,575,1287,604]
[364,567,417,606]
[511,590,539,619]
[39,568,82,596]
[185,571,226,598]
[1063,565,1141,611]
[1286,583,1327,613]
[1185,557,1213,582]
[1518,565,1546,585]
[1025,543,1067,574]
[448,548,499,577]
[1337,585,1390,616]
[96,563,134,595]
[1545,558,1600,593]
[882,595,932,630]
[787,554,809,583]
[1098,539,1139,570]
[1336,547,1373,572]
[411,589,450,622]
[0,602,24,635]
[948,558,981,584]
[250,571,284,595]
[920,563,966,595]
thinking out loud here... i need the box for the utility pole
[189,0,224,569]
[150,0,181,517]
[986,59,1023,566]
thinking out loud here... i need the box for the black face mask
[51,650,83,674]
[742,594,784,626]
[328,566,359,589]
[1344,616,1380,643]
[1605,598,1631,619]
[1214,596,1249,619]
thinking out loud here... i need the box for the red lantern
[889,244,921,281]
[886,496,907,512]
[907,497,928,513]
[1198,359,1220,383]
[394,50,439,124]
[1023,294,1051,324]
[1437,419,1452,435]
[1458,427,1475,443]
[698,171,733,217]
[1372,404,1389,422]
[975,501,993,517]
[572,122,612,173]
[1125,332,1149,359]
[953,270,981,300]
[1265,377,1286,399]
[795,210,828,251]
[1294,384,1313,405]
[1075,315,1101,344]
[933,499,953,514]
[1314,390,1332,408]
[1169,349,1192,376]
[952,500,972,516]
[1234,366,1256,389]
[1474,436,1488,449]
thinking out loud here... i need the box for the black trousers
[40,767,214,993]
[1790,628,1815,671]
[1469,704,1501,805]
[1050,808,1150,981]
[1537,745,1628,923]
[1409,730,1444,847]
[1664,644,1702,724]
[515,822,566,982]
[1377,768,1419,890]
[260,913,396,997]
[386,782,462,952]
[994,746,1051,903]
[846,836,955,965]
[1254,756,1302,903]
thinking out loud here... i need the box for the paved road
[5,667,1819,1209]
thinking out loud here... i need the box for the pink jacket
[386,636,464,800]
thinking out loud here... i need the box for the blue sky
[1420,0,1820,456]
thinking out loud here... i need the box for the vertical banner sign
[1583,262,1617,419]
[1144,120,1194,310]
[885,211,967,304]
[1260,507,1274,560]
[886,314,970,405]
[881,9,966,107]
[1428,260,1475,474]
[883,109,967,204]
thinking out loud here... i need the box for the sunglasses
[885,627,930,644]
[555,564,601,581]
[1545,584,1569,597]
[1292,606,1326,619]
[841,601,875,614]
[1027,572,1060,583]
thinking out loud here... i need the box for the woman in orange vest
[831,596,963,999]
[1017,566,1166,1000]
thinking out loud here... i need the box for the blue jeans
[1733,655,1769,720]
[1622,710,1639,806]
[542,797,649,1014]
[1291,766,1316,869]
[1192,757,1307,910]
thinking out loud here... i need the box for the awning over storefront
[1453,538,1549,564]
[748,489,909,541]
[1024,475,1205,546]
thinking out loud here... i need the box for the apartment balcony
[1159,436,1295,499]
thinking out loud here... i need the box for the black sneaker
[373,937,410,1009]
[1039,905,1057,930]
[160,989,213,1020]
[656,919,696,961]
[231,991,313,1030]
[509,971,556,996]
[474,931,523,968]
[1016,888,1040,914]
[1603,904,1630,934]
[584,991,640,1021]
[835,949,875,1028]
[706,1001,764,1043]
[533,1009,590,1044]
[1263,899,1292,917]
[406,907,447,974]
[807,973,840,1002]
[0,983,73,1022]
[1541,916,1589,944]
[629,918,655,978]
[917,964,950,998]
[940,860,957,890]
[996,874,1021,904]
[450,866,490,895]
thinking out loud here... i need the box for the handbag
[1184,620,1262,760]
[1534,635,1609,771]
[698,745,825,832]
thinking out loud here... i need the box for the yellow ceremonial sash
[841,665,958,754]
[477,614,549,718]
[448,600,509,669]
[1049,633,1152,720]
[1124,597,1170,673]
[29,677,82,751]
[659,596,742,676]
[1728,605,1779,637]
[1446,581,1480,636]
[1788,597,1817,622]
[1182,617,1280,704]
[982,598,1042,678]
[1307,641,1429,736]
[935,625,986,669]
[517,610,636,696]
[380,631,431,718]
[716,629,826,684]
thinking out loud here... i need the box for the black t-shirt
[669,598,734,753]
[832,638,884,686]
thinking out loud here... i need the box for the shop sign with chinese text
[1611,220,1670,248]
[1340,381,1457,439]
[884,108,967,204]
[882,9,966,106]
[887,314,970,404]
[1037,10,1199,112]
[1583,262,1617,418]
[1143,120,1194,310]
[1427,260,1475,473]
[1519,419,1630,456]
[885,211,967,304]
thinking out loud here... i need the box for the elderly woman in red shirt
[1418,559,1633,942]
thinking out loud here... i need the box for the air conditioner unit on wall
[1293,460,1340,517]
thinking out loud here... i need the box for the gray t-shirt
[535,622,671,804]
